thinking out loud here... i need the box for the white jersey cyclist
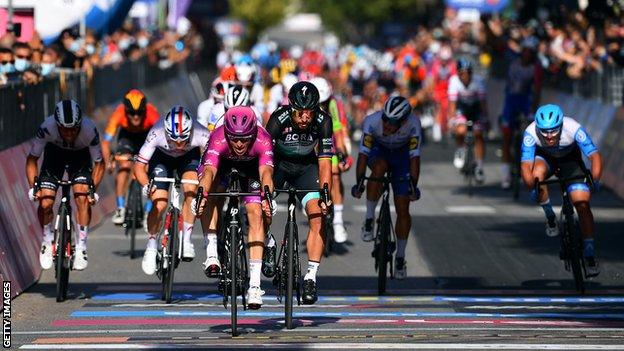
[30,116,103,161]
[360,111,422,158]
[448,74,486,109]
[521,117,597,161]
[136,119,211,163]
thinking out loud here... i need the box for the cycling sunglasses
[228,135,254,143]
[538,127,561,137]
[381,114,402,126]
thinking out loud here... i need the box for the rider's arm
[410,156,420,186]
[588,152,602,182]
[134,129,159,186]
[87,124,105,188]
[259,165,274,194]
[318,113,335,190]
[448,76,458,120]
[102,107,122,164]
[408,116,422,185]
[520,130,537,188]
[355,153,368,183]
[26,155,39,188]
[27,124,48,187]
[198,165,217,194]
[575,126,602,182]
[92,160,105,188]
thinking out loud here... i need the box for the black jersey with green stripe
[266,105,334,164]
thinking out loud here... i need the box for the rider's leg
[148,190,168,245]
[38,188,56,243]
[245,202,265,289]
[331,160,347,242]
[73,183,92,250]
[531,158,557,228]
[304,197,324,282]
[394,195,411,258]
[366,158,388,219]
[115,158,132,208]
[454,123,467,147]
[570,186,596,258]
[474,129,485,169]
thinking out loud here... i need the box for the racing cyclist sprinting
[26,100,105,271]
[102,89,159,226]
[194,106,275,309]
[265,81,334,304]
[351,95,422,279]
[133,106,210,275]
[520,104,602,277]
[449,58,488,184]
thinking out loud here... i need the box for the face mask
[118,39,131,50]
[69,41,80,53]
[14,58,30,72]
[138,37,149,48]
[0,63,14,74]
[86,44,95,55]
[41,63,56,76]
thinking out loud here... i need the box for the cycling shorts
[536,147,590,193]
[39,144,92,190]
[116,129,149,156]
[148,148,201,190]
[216,159,262,205]
[367,143,411,196]
[273,160,320,207]
[452,101,487,132]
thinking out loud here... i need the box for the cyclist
[351,95,422,280]
[194,106,274,309]
[427,45,456,142]
[449,58,488,184]
[520,104,602,277]
[102,89,159,225]
[500,37,543,189]
[26,100,105,271]
[264,81,334,304]
[134,106,211,275]
[311,77,352,243]
[197,81,227,129]
[207,85,263,130]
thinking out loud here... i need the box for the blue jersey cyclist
[352,95,422,280]
[520,104,602,277]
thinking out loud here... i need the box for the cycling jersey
[199,125,273,170]
[30,116,103,162]
[265,106,334,164]
[197,97,217,128]
[136,120,210,163]
[448,74,486,123]
[359,111,422,159]
[521,117,597,162]
[103,103,159,141]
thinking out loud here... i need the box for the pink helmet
[223,106,257,139]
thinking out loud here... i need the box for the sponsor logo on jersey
[575,129,587,142]
[285,133,314,142]
[363,134,374,148]
[523,134,536,147]
[409,136,420,150]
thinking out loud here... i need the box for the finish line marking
[445,205,497,214]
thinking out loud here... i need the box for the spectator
[12,42,40,84]
[40,46,60,76]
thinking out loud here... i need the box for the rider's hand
[192,197,207,216]
[89,192,100,205]
[409,187,421,201]
[142,184,154,199]
[28,187,38,201]
[318,198,332,216]
[339,155,353,172]
[261,199,276,218]
[351,184,364,199]
[593,180,601,193]
[106,159,116,174]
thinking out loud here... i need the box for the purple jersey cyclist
[195,106,274,310]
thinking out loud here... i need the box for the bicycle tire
[230,220,239,337]
[129,181,142,259]
[377,201,390,295]
[165,208,179,303]
[55,205,71,302]
[285,221,296,329]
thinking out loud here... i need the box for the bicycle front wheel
[165,209,179,303]
[55,205,71,302]
[568,221,585,294]
[128,181,141,259]
[230,223,239,337]
[377,205,391,295]
[285,221,296,329]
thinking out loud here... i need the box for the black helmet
[288,81,319,110]
[456,58,473,73]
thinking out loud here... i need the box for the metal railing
[0,58,186,151]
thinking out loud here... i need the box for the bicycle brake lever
[263,185,274,213]
[195,186,204,215]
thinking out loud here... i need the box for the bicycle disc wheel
[230,222,239,337]
[285,221,296,329]
[569,222,585,294]
[165,209,179,304]
[55,206,71,302]
[377,204,390,295]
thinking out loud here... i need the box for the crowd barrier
[0,62,209,298]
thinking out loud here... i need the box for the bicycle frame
[462,120,476,196]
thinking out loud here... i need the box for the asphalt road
[10,140,624,350]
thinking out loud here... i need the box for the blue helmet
[456,58,473,73]
[535,104,564,131]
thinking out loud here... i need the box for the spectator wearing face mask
[40,46,60,76]
[12,42,40,84]
[58,29,80,69]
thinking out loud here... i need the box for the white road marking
[445,205,497,214]
[19,343,624,350]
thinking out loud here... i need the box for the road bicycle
[113,154,142,259]
[460,120,477,196]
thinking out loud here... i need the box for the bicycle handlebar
[152,177,200,185]
[534,172,594,195]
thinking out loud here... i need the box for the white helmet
[310,77,332,103]
[164,105,194,142]
[382,95,411,125]
[281,73,298,92]
[54,99,83,128]
[224,85,251,110]
[235,63,256,84]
